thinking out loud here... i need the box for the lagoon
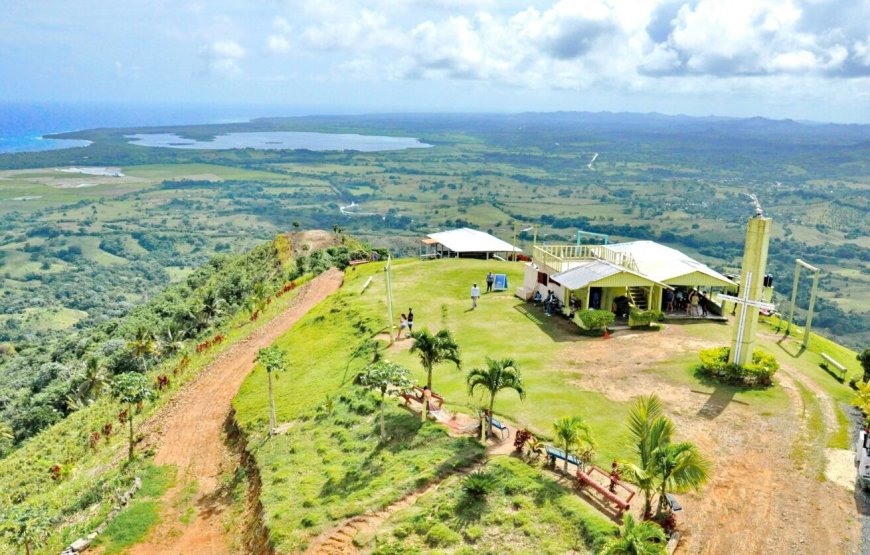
[127,131,431,152]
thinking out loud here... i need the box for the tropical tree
[467,357,525,439]
[198,290,227,330]
[66,357,109,410]
[409,328,461,391]
[622,394,710,518]
[255,346,289,436]
[0,506,50,555]
[622,394,667,517]
[161,322,189,355]
[0,422,13,442]
[552,416,594,473]
[127,326,159,373]
[110,373,155,462]
[600,514,667,555]
[358,361,413,439]
[652,441,711,516]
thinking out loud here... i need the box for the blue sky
[1,0,869,122]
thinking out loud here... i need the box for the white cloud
[197,40,246,78]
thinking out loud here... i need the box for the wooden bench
[545,445,581,469]
[821,353,847,381]
[399,386,444,410]
[575,465,635,514]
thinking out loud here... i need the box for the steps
[627,286,648,310]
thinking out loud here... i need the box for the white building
[421,228,521,260]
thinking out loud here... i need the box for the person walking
[471,283,481,309]
[486,271,495,293]
[407,308,414,333]
[398,313,408,339]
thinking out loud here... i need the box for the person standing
[486,271,495,293]
[407,308,414,334]
[471,283,481,309]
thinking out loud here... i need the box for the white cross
[717,271,775,363]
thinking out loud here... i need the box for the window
[537,272,549,286]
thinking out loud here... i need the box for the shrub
[628,307,664,328]
[461,470,498,499]
[513,428,533,453]
[464,525,484,542]
[425,523,462,547]
[698,347,779,387]
[576,309,615,331]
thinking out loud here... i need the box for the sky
[1,0,869,123]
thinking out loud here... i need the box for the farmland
[0,112,868,354]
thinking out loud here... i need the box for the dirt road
[129,268,344,555]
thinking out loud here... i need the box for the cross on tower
[717,271,775,365]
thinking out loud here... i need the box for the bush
[461,470,498,499]
[628,307,664,328]
[698,346,779,387]
[425,523,462,547]
[575,309,615,331]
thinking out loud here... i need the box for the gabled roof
[550,259,668,290]
[426,228,520,254]
[607,241,735,288]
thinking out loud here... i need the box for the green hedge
[628,307,664,328]
[698,347,779,387]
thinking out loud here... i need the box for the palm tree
[127,326,158,373]
[198,290,227,330]
[161,322,189,355]
[653,441,711,517]
[409,328,461,391]
[622,394,671,518]
[255,346,289,436]
[552,416,594,473]
[65,357,110,410]
[600,514,667,555]
[0,506,50,555]
[467,357,525,439]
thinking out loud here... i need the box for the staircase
[627,287,649,310]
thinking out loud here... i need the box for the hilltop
[1,238,866,554]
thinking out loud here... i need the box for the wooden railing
[533,244,638,274]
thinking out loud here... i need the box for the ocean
[0,103,307,154]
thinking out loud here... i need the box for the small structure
[421,228,521,260]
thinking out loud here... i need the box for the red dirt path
[128,269,344,555]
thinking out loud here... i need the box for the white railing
[533,244,638,274]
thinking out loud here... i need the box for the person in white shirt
[471,283,481,309]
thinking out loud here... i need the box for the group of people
[470,271,498,309]
[396,308,414,339]
[664,288,710,317]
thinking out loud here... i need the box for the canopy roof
[607,241,736,288]
[551,259,667,290]
[426,228,520,254]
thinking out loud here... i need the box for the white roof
[426,228,520,254]
[608,241,735,287]
[551,259,670,290]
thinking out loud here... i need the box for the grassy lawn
[364,456,616,554]
[94,464,176,554]
[253,391,484,552]
[235,258,810,551]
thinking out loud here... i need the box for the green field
[1,114,867,350]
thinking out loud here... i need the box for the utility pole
[385,255,395,345]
